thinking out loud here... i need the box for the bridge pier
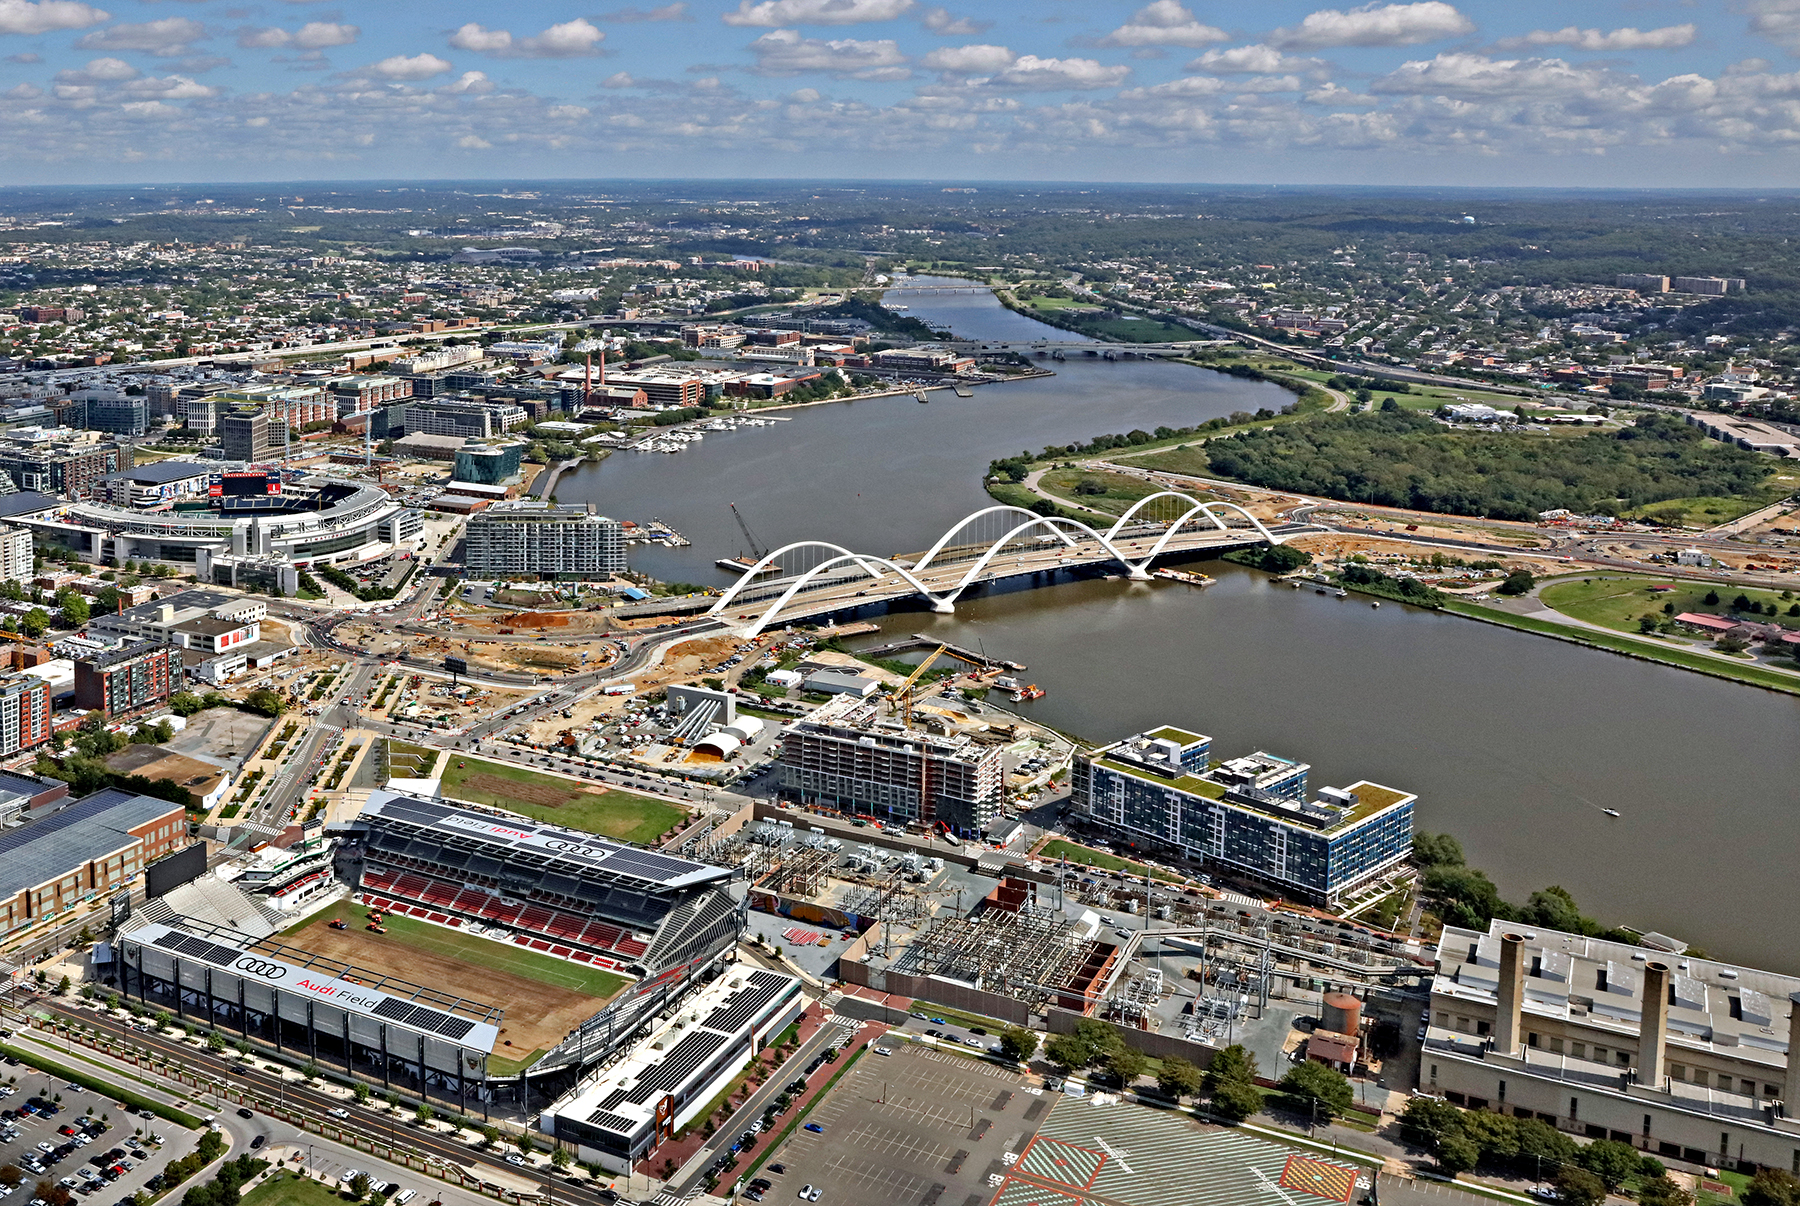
[930,597,956,614]
[1125,565,1153,581]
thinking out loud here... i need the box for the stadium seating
[357,866,648,962]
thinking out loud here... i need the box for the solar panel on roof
[372,997,416,1022]
[600,1088,629,1109]
[583,1110,640,1137]
[600,850,700,882]
[626,1031,725,1103]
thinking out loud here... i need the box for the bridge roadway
[712,521,1306,634]
[942,337,1231,356]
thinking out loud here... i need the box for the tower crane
[729,503,766,560]
[888,644,946,727]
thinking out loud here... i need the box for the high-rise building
[1069,725,1414,905]
[73,640,174,716]
[219,408,274,463]
[774,716,1004,835]
[86,397,147,437]
[463,501,625,578]
[451,441,525,486]
[1616,274,1669,293]
[0,526,31,584]
[0,671,51,756]
[0,428,121,496]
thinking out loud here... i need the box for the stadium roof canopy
[359,791,727,890]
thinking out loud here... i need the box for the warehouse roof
[0,789,183,900]
[95,462,211,485]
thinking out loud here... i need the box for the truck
[602,684,634,696]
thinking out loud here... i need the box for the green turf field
[287,900,632,999]
[1539,575,1800,635]
[438,756,687,844]
[241,1171,348,1206]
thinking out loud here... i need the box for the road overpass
[700,495,1300,635]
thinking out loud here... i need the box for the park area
[1540,575,1800,636]
[439,756,687,844]
[273,900,630,1075]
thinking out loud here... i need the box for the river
[558,277,1800,971]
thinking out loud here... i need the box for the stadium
[8,466,421,574]
[118,791,749,1111]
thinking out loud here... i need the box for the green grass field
[241,1171,349,1206]
[1038,467,1211,516]
[1038,838,1186,883]
[286,900,633,999]
[383,739,439,778]
[1539,575,1800,635]
[439,756,686,844]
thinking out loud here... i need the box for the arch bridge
[707,492,1291,636]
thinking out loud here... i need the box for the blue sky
[3,0,1800,185]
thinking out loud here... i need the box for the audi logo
[233,958,286,980]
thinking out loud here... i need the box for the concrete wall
[838,959,1031,1026]
[1045,1006,1223,1069]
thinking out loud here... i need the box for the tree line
[1413,833,1645,945]
[1201,411,1773,522]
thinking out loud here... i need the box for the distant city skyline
[2,0,1800,185]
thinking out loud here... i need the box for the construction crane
[889,644,946,727]
[729,503,766,560]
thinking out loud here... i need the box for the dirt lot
[269,914,622,1066]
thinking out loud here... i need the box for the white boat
[1602,809,1621,818]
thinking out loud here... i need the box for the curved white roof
[722,716,764,740]
[694,732,742,757]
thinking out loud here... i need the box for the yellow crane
[889,644,946,727]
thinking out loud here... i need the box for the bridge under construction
[704,493,1299,635]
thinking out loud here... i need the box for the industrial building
[774,708,1005,835]
[0,788,189,942]
[1426,920,1800,1177]
[1069,726,1414,905]
[463,501,626,578]
[539,966,803,1172]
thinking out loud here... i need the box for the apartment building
[1069,725,1414,905]
[0,671,51,756]
[463,501,625,578]
[0,526,31,584]
[774,716,1004,834]
[72,640,175,716]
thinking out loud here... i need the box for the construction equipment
[729,503,766,560]
[889,644,946,726]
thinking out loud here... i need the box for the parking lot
[748,1041,1048,1206]
[0,1064,198,1206]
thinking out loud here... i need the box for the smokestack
[1785,992,1800,1108]
[599,349,606,386]
[584,353,592,401]
[1495,933,1525,1057]
[1641,961,1670,1089]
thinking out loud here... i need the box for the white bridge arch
[707,493,1281,635]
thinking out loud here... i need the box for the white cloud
[920,43,1014,74]
[1100,1,1228,48]
[119,74,218,98]
[723,0,913,28]
[1493,25,1696,52]
[450,19,603,57]
[439,70,492,94]
[240,21,359,50]
[456,134,491,149]
[747,29,908,78]
[118,100,177,119]
[1747,0,1800,54]
[75,16,205,56]
[920,6,987,35]
[366,53,453,80]
[55,55,135,82]
[547,104,589,118]
[0,0,108,38]
[602,71,636,88]
[448,24,512,53]
[1186,44,1324,75]
[1370,52,1612,98]
[1269,2,1473,50]
[597,3,691,20]
[991,55,1130,90]
[1304,81,1377,104]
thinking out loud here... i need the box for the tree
[1744,1168,1800,1206]
[480,1125,500,1148]
[1153,1055,1203,1101]
[1106,1047,1148,1086]
[1639,1176,1696,1206]
[1278,1061,1353,1119]
[1398,1094,1464,1154]
[353,1083,371,1105]
[998,1027,1038,1063]
[301,1061,320,1082]
[414,1103,434,1126]
[550,1147,572,1171]
[1412,832,1465,868]
[1704,589,1721,605]
[1574,1138,1641,1189]
[38,1181,73,1206]
[1434,1132,1479,1176]
[1044,1033,1093,1071]
[1552,1166,1606,1206]
[243,688,286,717]
[348,1174,371,1202]
[57,593,89,628]
[19,608,48,639]
[1497,569,1536,596]
[1202,1077,1258,1122]
[1202,1044,1259,1095]
[0,1165,21,1188]
[168,691,204,717]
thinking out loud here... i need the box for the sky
[4,0,1800,187]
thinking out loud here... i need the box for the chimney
[1641,961,1670,1089]
[1785,992,1800,1108]
[1495,932,1526,1057]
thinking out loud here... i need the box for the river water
[559,278,1800,970]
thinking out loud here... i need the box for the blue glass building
[1070,725,1414,905]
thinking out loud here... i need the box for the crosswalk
[650,1186,700,1206]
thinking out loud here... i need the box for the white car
[327,1108,349,1119]
[505,1154,525,1167]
